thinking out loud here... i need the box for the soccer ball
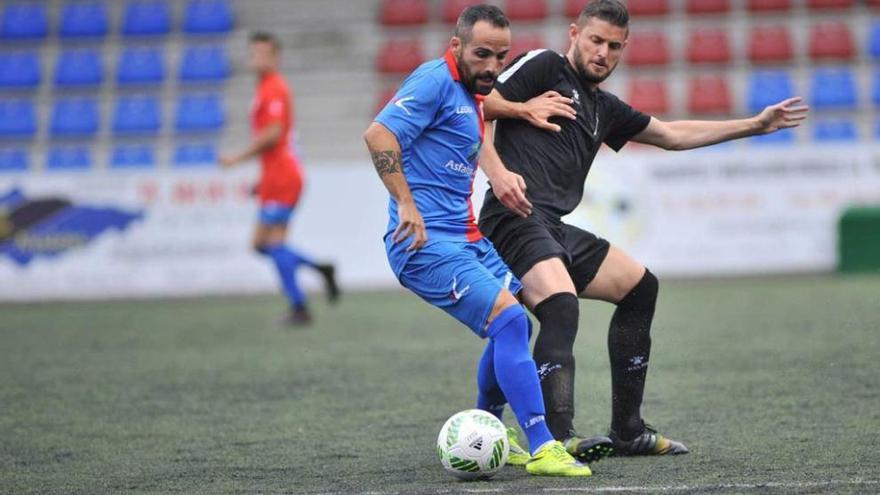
[436,409,509,480]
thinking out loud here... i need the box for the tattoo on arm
[370,150,402,178]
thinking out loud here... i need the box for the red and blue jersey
[374,50,485,244]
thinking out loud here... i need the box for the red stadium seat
[380,0,429,26]
[374,86,399,116]
[809,22,855,61]
[687,29,731,64]
[627,77,669,115]
[808,0,854,9]
[442,0,483,23]
[748,25,793,63]
[376,39,425,74]
[627,0,669,16]
[625,31,670,66]
[746,0,791,11]
[688,75,732,115]
[686,0,730,14]
[508,33,546,59]
[505,0,547,21]
[565,0,589,18]
[869,0,880,7]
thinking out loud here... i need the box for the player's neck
[564,53,599,92]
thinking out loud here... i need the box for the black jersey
[482,49,651,220]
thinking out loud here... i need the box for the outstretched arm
[220,123,283,168]
[363,122,427,252]
[483,89,576,132]
[478,121,532,218]
[633,97,809,151]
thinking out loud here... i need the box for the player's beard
[572,47,615,86]
[458,57,497,96]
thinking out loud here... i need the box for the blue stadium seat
[811,68,857,110]
[174,142,216,166]
[183,0,234,34]
[117,47,165,85]
[47,145,93,171]
[1,2,48,40]
[873,68,880,106]
[179,45,231,82]
[59,1,109,39]
[0,51,41,88]
[0,99,36,138]
[869,21,880,59]
[113,95,161,135]
[111,144,156,168]
[0,148,29,171]
[813,119,858,142]
[876,119,880,139]
[175,94,224,132]
[122,0,171,36]
[747,70,795,113]
[55,49,104,87]
[51,98,100,137]
[749,127,795,145]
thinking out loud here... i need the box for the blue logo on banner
[0,188,143,266]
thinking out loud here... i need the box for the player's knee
[618,268,659,309]
[253,243,269,256]
[486,304,529,342]
[532,292,579,363]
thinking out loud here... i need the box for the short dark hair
[454,4,510,44]
[249,31,281,51]
[577,0,629,28]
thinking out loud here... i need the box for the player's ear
[568,23,579,44]
[449,36,463,57]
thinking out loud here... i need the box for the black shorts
[479,211,611,294]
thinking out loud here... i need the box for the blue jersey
[375,50,485,244]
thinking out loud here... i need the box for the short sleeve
[375,72,444,149]
[259,86,288,126]
[495,49,560,103]
[603,93,651,152]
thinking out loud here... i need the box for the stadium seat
[377,39,425,74]
[808,0,854,9]
[0,99,36,138]
[811,68,857,111]
[183,0,234,34]
[1,2,48,40]
[747,70,795,113]
[869,0,880,7]
[749,127,795,146]
[626,77,669,115]
[55,49,104,87]
[380,0,428,26]
[687,29,731,64]
[565,0,588,18]
[505,0,547,21]
[748,25,793,63]
[809,22,855,60]
[374,86,398,116]
[59,1,109,39]
[0,51,40,88]
[51,98,99,137]
[625,0,669,16]
[508,34,546,59]
[686,0,730,14]
[746,0,790,11]
[871,68,880,106]
[179,45,231,82]
[117,46,165,85]
[122,0,172,36]
[442,0,483,23]
[876,119,880,139]
[813,119,858,142]
[47,145,92,171]
[687,75,731,115]
[624,32,669,66]
[113,95,161,135]
[175,93,224,132]
[174,142,216,166]
[868,21,880,59]
[111,144,155,169]
[0,148,28,171]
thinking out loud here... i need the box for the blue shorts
[258,202,294,226]
[387,237,523,337]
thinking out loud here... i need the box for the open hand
[755,97,809,134]
[490,170,532,218]
[522,90,577,132]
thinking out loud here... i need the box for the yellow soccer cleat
[525,441,593,477]
[505,427,530,466]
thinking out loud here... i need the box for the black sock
[532,292,580,440]
[609,269,658,440]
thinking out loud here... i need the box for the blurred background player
[221,31,339,326]
[363,5,592,477]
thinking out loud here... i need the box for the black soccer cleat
[280,307,312,328]
[317,263,340,304]
[609,422,689,456]
[562,430,615,463]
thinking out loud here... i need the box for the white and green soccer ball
[436,409,509,480]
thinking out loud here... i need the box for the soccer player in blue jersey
[363,5,592,477]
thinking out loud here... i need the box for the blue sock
[488,305,554,454]
[287,245,318,269]
[476,340,506,420]
[263,244,307,309]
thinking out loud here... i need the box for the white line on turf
[542,479,880,493]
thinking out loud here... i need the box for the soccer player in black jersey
[478,0,809,458]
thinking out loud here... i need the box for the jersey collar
[444,49,485,102]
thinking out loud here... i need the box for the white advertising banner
[1,146,879,301]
